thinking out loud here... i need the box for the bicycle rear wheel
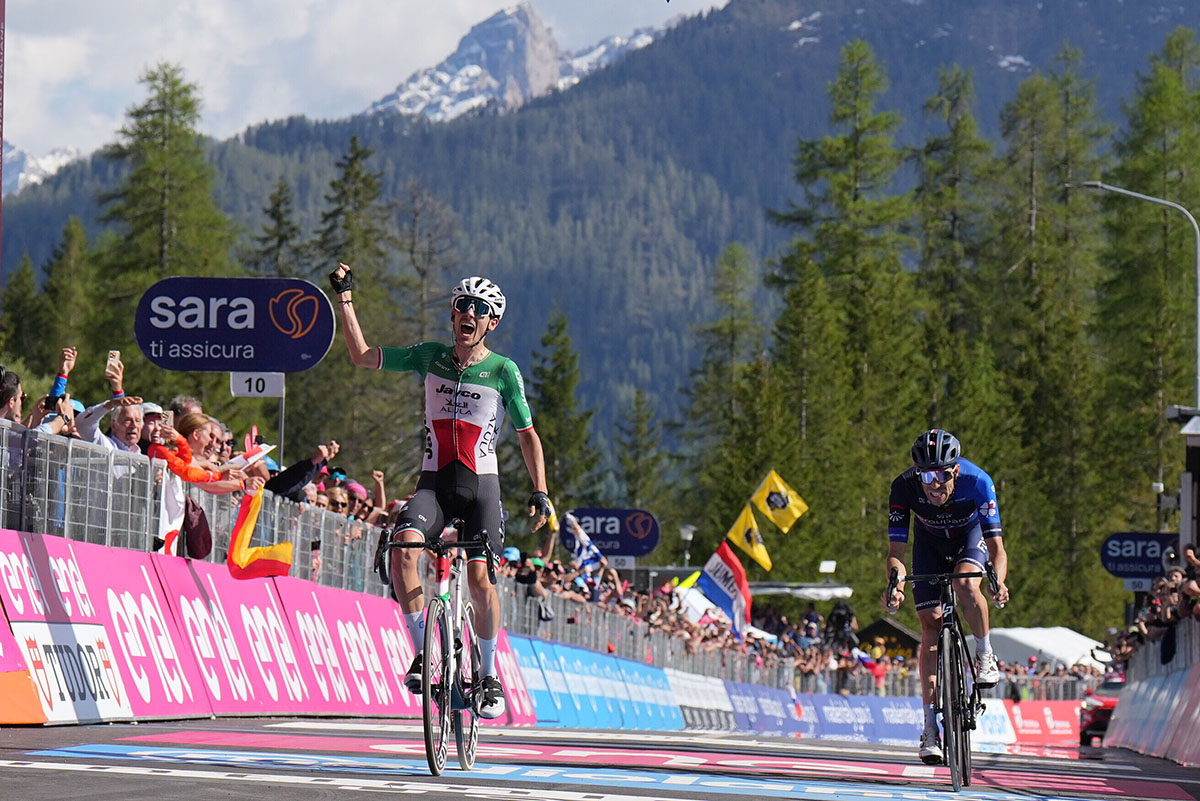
[454,601,481,771]
[422,597,451,776]
[939,626,964,791]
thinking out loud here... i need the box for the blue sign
[1100,532,1178,578]
[134,277,335,373]
[567,507,660,557]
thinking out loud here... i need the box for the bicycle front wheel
[422,597,451,776]
[454,601,481,771]
[939,626,964,792]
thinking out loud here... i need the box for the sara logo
[269,288,320,339]
[135,277,334,373]
[627,511,656,540]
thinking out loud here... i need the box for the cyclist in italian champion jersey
[330,264,552,720]
[881,429,1010,765]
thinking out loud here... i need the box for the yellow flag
[674,570,701,589]
[725,504,772,571]
[751,469,809,534]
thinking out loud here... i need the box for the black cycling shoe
[477,675,506,719]
[404,654,423,694]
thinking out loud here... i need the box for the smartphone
[43,395,64,412]
[106,350,121,372]
[164,410,175,428]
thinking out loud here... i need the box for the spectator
[138,402,167,454]
[264,440,340,502]
[0,366,26,425]
[74,354,145,451]
[174,413,259,494]
[326,486,351,515]
[825,599,859,651]
[170,395,203,417]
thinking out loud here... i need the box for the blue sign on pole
[567,507,660,557]
[134,277,335,373]
[1100,532,1178,579]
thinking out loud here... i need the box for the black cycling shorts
[395,463,504,561]
[911,522,988,611]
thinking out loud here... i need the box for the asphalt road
[0,717,1196,801]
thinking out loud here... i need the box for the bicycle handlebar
[382,527,497,585]
[887,562,1005,609]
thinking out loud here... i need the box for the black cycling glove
[528,491,552,519]
[329,265,355,294]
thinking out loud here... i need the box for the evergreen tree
[38,218,102,396]
[393,177,461,342]
[251,177,303,276]
[522,309,600,514]
[1098,27,1200,537]
[614,390,667,510]
[772,39,922,563]
[1,256,48,368]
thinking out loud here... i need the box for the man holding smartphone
[330,263,552,720]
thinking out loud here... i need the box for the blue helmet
[911,429,960,470]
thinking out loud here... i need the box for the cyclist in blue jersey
[881,429,1010,764]
[330,263,552,720]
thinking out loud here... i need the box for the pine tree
[393,177,461,342]
[251,177,303,276]
[522,310,600,514]
[1,255,48,368]
[1098,27,1200,536]
[614,390,667,510]
[771,40,923,570]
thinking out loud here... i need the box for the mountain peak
[368,1,662,122]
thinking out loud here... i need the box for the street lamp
[679,524,696,567]
[1067,180,1200,406]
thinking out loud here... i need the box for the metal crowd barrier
[0,419,794,687]
[1128,620,1200,681]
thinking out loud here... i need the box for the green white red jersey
[376,342,533,475]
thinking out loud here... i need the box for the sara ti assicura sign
[135,277,335,373]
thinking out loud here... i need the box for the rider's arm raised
[330,263,380,369]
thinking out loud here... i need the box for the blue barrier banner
[560,644,621,729]
[531,639,578,728]
[862,696,922,746]
[508,636,559,724]
[811,693,874,741]
[600,656,637,729]
[793,693,821,739]
[724,681,806,736]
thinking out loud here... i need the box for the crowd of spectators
[1107,543,1200,667]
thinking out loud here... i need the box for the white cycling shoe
[919,728,943,765]
[975,651,1001,688]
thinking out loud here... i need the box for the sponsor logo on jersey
[979,500,998,518]
[436,384,482,400]
[888,506,905,523]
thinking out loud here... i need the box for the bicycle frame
[383,524,495,775]
[888,563,1000,792]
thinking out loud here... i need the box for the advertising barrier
[665,667,736,730]
[1107,666,1200,764]
[1004,700,1080,745]
[724,680,807,736]
[509,635,558,723]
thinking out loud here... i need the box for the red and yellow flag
[227,488,293,579]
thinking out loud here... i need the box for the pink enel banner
[0,530,211,722]
[0,598,28,672]
[1004,699,1080,745]
[152,555,318,716]
[491,628,536,726]
[271,574,422,716]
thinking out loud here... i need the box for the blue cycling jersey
[888,458,1002,542]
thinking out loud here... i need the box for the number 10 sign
[231,372,285,398]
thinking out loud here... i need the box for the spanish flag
[227,487,293,579]
[725,504,772,571]
[751,469,809,534]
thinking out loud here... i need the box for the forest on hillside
[2,2,1199,637]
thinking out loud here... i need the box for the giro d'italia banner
[134,276,335,372]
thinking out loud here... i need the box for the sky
[5,0,727,156]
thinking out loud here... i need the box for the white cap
[141,401,165,417]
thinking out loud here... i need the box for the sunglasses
[329,501,348,510]
[452,296,494,316]
[919,468,956,485]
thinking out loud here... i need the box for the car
[1079,675,1125,745]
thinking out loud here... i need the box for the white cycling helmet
[451,276,506,321]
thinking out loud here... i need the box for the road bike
[384,523,495,775]
[887,561,1002,792]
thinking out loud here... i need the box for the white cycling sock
[977,633,992,655]
[404,610,425,652]
[924,703,939,732]
[479,636,498,677]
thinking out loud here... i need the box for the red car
[1079,675,1125,745]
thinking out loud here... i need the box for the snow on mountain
[368,2,665,122]
[3,141,82,197]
